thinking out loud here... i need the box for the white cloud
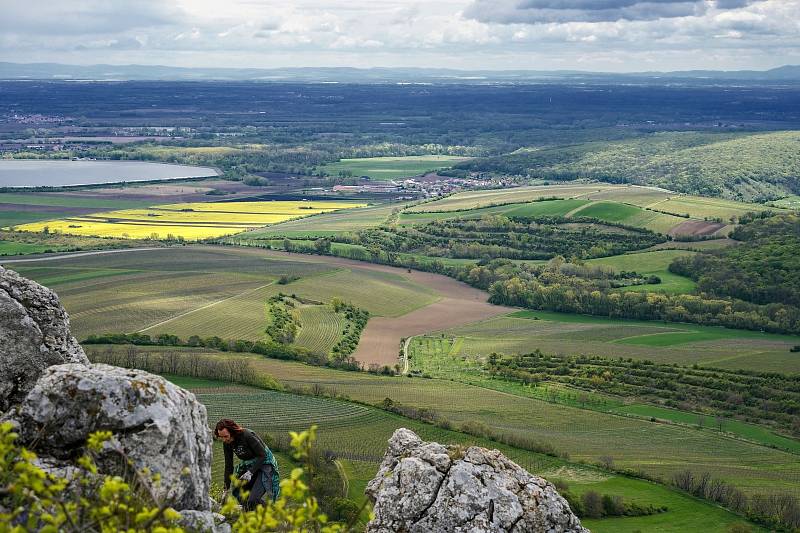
[0,0,798,70]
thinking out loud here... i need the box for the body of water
[0,160,219,188]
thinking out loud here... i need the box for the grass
[0,210,78,228]
[0,240,59,255]
[0,192,159,209]
[160,372,762,532]
[611,405,800,454]
[585,249,696,294]
[570,201,643,222]
[13,201,367,241]
[320,155,469,181]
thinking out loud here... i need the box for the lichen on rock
[366,428,588,533]
[0,265,88,411]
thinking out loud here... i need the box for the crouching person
[215,418,280,510]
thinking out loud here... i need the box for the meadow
[164,373,762,533]
[319,155,470,180]
[12,200,368,240]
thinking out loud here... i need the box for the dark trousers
[240,466,274,511]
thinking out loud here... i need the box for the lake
[0,160,219,188]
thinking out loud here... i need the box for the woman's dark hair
[214,418,244,438]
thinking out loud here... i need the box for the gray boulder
[366,429,588,533]
[10,363,213,511]
[179,510,232,533]
[0,265,88,412]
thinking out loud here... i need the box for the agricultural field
[149,349,800,500]
[11,200,368,240]
[404,184,776,236]
[234,203,399,239]
[294,305,346,354]
[1,246,441,342]
[437,310,800,374]
[319,155,470,181]
[163,373,762,533]
[407,335,800,454]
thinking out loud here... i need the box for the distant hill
[1,62,799,84]
[456,131,800,201]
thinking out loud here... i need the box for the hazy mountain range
[2,62,799,84]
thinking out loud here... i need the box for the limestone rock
[179,510,232,533]
[0,265,88,412]
[11,363,213,511]
[366,428,588,533]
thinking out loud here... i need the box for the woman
[214,419,280,510]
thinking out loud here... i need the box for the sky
[1,0,799,71]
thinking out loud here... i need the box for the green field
[4,246,437,342]
[437,310,800,374]
[0,240,58,255]
[585,249,697,294]
[611,405,800,454]
[0,192,159,209]
[320,155,470,181]
[161,372,762,533]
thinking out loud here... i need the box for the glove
[239,470,253,482]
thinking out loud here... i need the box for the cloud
[0,0,182,35]
[464,0,762,24]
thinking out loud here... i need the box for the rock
[10,363,213,511]
[366,429,588,533]
[0,265,88,412]
[179,510,232,533]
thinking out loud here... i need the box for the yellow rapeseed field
[14,200,367,241]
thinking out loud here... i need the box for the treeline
[330,299,370,360]
[83,332,361,372]
[555,481,667,520]
[265,294,301,344]
[472,258,800,335]
[670,213,800,308]
[339,214,664,261]
[673,470,800,531]
[87,345,280,390]
[486,350,800,436]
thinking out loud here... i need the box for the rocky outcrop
[0,266,213,513]
[366,429,588,533]
[0,265,88,411]
[10,363,213,511]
